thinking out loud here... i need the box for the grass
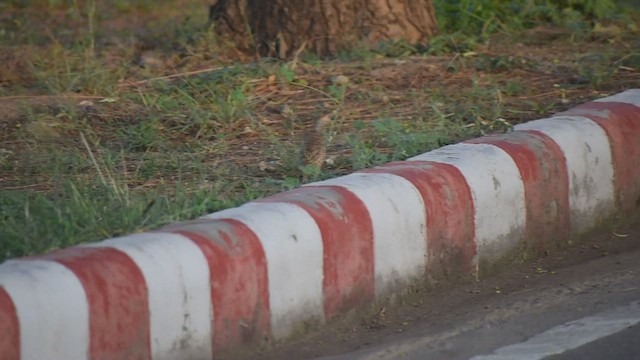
[1,0,639,261]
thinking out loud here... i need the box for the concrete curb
[1,90,639,359]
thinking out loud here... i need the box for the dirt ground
[221,212,640,360]
[2,5,640,192]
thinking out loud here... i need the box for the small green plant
[346,123,389,170]
[117,116,166,151]
[433,0,625,39]
[371,117,454,160]
[348,138,386,170]
[279,64,297,83]
[375,38,420,57]
[426,33,478,55]
[281,176,301,190]
[575,53,617,89]
[327,83,346,104]
[473,54,535,72]
[0,132,267,262]
[335,44,377,62]
[0,178,242,262]
[503,79,526,96]
[299,164,323,181]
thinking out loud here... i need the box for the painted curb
[1,90,639,359]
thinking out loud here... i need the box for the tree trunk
[209,0,438,59]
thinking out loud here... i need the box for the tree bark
[209,0,438,59]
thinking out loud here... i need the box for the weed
[335,44,377,62]
[279,64,297,83]
[473,54,535,73]
[0,126,262,262]
[0,178,243,262]
[117,115,167,151]
[327,83,347,104]
[434,0,624,37]
[575,53,617,89]
[299,164,324,181]
[375,39,420,57]
[502,79,526,96]
[426,33,478,55]
[347,132,388,170]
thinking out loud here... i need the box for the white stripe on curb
[309,172,427,295]
[205,202,325,338]
[88,233,213,360]
[0,260,89,360]
[515,116,614,233]
[594,89,640,107]
[409,143,526,265]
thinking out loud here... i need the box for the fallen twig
[118,66,229,88]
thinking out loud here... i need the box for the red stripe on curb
[362,162,476,277]
[165,219,270,350]
[466,131,571,253]
[42,247,150,360]
[557,102,640,211]
[0,286,19,360]
[259,187,375,318]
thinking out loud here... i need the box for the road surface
[228,214,640,360]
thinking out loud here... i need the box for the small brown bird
[300,115,332,168]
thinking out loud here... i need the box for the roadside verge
[1,89,639,360]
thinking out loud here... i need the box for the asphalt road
[321,239,640,360]
[231,215,640,360]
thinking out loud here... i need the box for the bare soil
[2,3,639,192]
